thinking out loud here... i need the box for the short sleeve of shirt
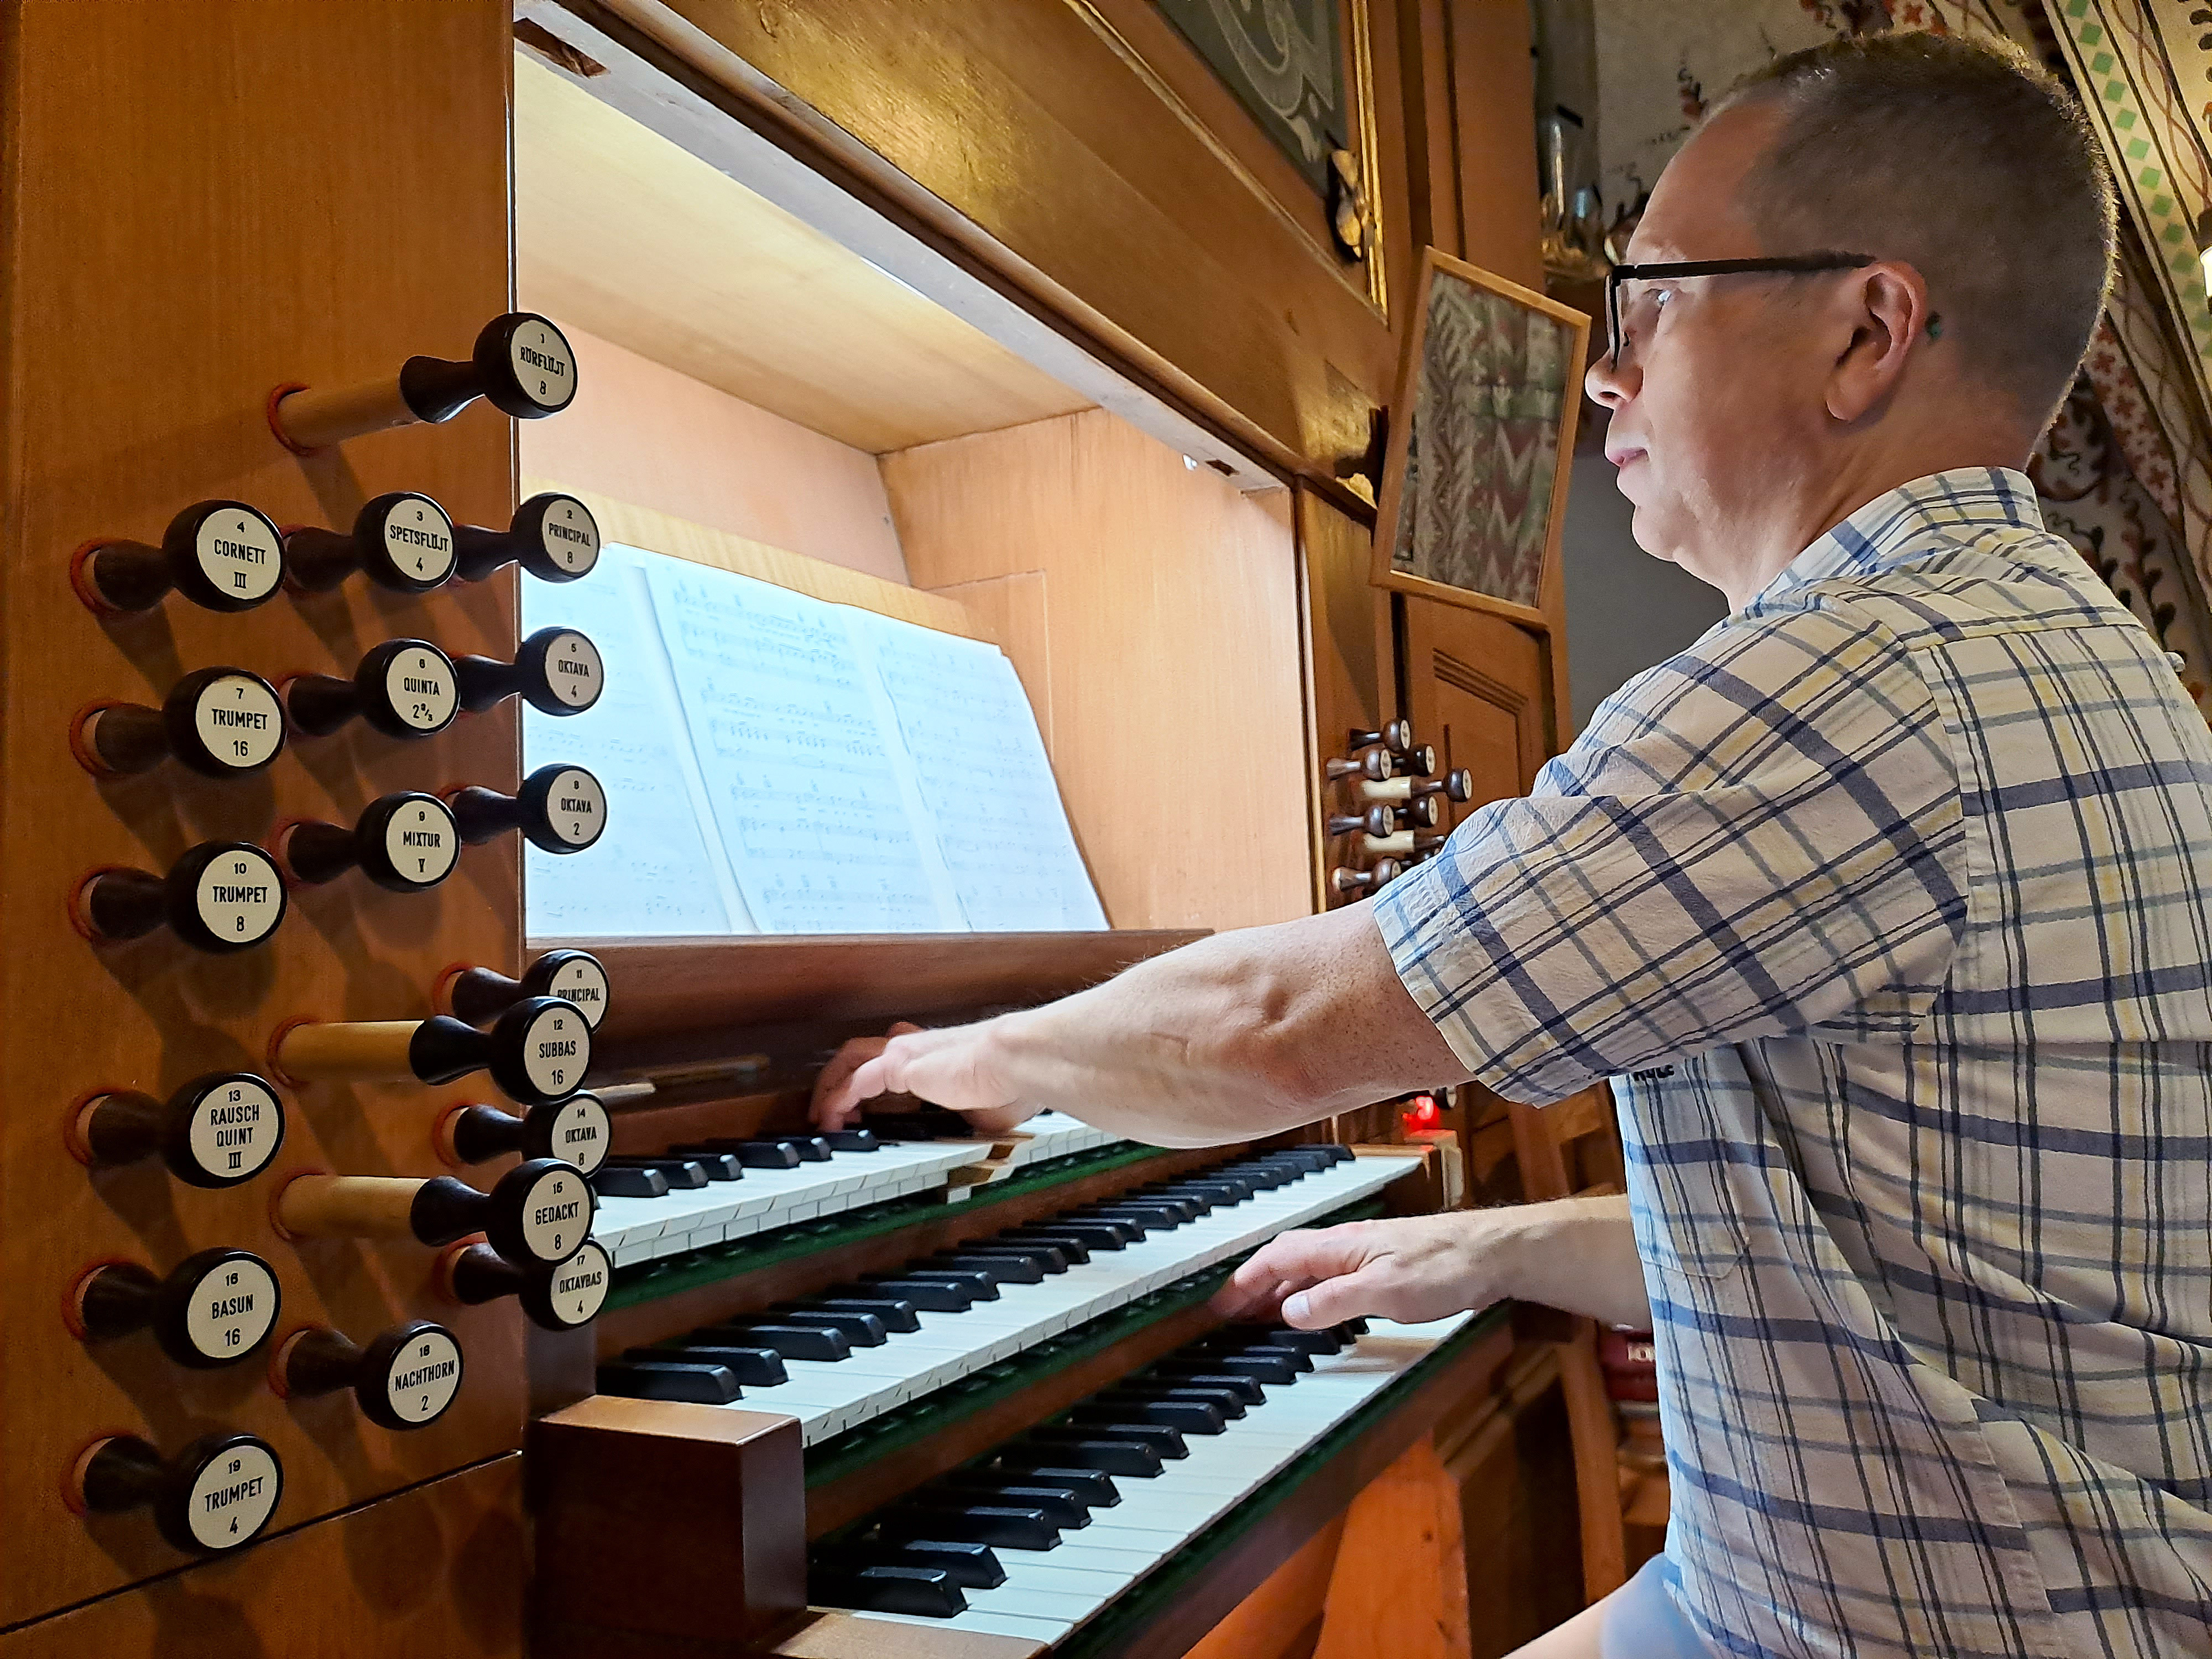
[1376,599,1971,1105]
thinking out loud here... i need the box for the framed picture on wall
[1371,249,1590,624]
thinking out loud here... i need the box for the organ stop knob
[1330,859,1403,896]
[278,792,459,894]
[439,1095,611,1177]
[273,1319,465,1431]
[269,312,577,452]
[448,764,606,855]
[71,1072,286,1188]
[1345,719,1413,754]
[1393,743,1438,779]
[439,1237,609,1332]
[1323,750,1394,783]
[282,493,458,594]
[74,668,286,780]
[71,1432,283,1554]
[71,1249,281,1368]
[285,639,458,740]
[72,500,286,615]
[455,627,603,717]
[274,1159,593,1268]
[75,842,287,953]
[273,996,591,1106]
[438,948,612,1031]
[1359,766,1474,806]
[455,492,601,583]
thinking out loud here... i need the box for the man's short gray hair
[1719,31,2116,427]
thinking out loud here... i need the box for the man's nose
[1585,345,1635,410]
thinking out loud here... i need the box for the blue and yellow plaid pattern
[1380,470,2212,1657]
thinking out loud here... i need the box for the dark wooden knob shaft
[1323,750,1394,783]
[455,492,600,583]
[441,948,612,1031]
[282,492,458,594]
[75,500,285,614]
[1328,858,1404,896]
[279,792,458,894]
[269,313,575,451]
[1413,767,1477,804]
[75,1432,283,1554]
[285,638,458,740]
[439,1237,610,1331]
[1344,718,1412,754]
[76,667,288,780]
[454,625,603,717]
[76,841,287,954]
[275,995,591,1105]
[73,1248,281,1368]
[448,763,606,855]
[74,1072,286,1188]
[275,1320,464,1431]
[1395,743,1437,778]
[440,1095,611,1177]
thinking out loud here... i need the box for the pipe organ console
[2,5,1585,1655]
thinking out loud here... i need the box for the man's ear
[1827,260,1931,424]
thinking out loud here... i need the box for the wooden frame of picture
[1370,249,1590,625]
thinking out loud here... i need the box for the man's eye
[1650,287,1673,309]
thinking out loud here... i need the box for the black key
[1116,1382,1246,1420]
[942,1480,1091,1528]
[1201,1338,1313,1374]
[1039,1218,1140,1247]
[657,1344,788,1387]
[1118,1194,1201,1223]
[873,1539,1004,1588]
[817,1295,922,1334]
[811,1563,964,1618]
[1339,1318,1369,1336]
[823,1129,882,1152]
[774,1135,834,1163]
[983,1463,1119,1507]
[702,1322,850,1361]
[589,1165,669,1199]
[1167,1180,1254,1205]
[1228,1162,1297,1191]
[998,1227,1112,1256]
[899,1268,999,1301]
[732,1141,801,1170]
[881,1504,1059,1552]
[1019,1432,1161,1477]
[859,1277,974,1313]
[1313,1143,1355,1165]
[770,1306,887,1346]
[1164,1351,1297,1384]
[598,1359,740,1405]
[1090,1395,1226,1434]
[1139,1187,1214,1215]
[934,1252,1044,1285]
[648,1151,745,1181]
[603,1156,709,1190]
[864,1113,944,1142]
[1147,1366,1265,1405]
[1069,1208,1159,1237]
[959,1242,1068,1275]
[1055,1418,1185,1458]
[1265,1327,1345,1355]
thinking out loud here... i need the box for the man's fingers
[810,1022,930,1129]
[1281,1263,1397,1329]
[1208,1225,1376,1321]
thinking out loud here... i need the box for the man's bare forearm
[976,901,1469,1146]
[1501,1192,1651,1327]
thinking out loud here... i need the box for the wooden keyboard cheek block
[528,1396,805,1652]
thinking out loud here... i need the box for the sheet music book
[520,536,1105,937]
[520,544,754,936]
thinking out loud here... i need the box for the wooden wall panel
[564,0,1404,483]
[1301,487,1397,910]
[517,327,916,582]
[0,0,521,1623]
[1445,0,1545,289]
[0,1457,523,1659]
[884,411,1311,931]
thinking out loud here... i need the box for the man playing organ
[818,33,2212,1659]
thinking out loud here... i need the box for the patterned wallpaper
[1585,0,2212,712]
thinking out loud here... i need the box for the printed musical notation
[644,560,963,934]
[516,533,1105,938]
[851,612,1106,931]
[520,545,748,936]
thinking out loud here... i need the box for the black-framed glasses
[1604,252,1877,367]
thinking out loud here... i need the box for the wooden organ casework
[1,3,1601,1657]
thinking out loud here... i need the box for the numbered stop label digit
[192,509,284,607]
[536,495,599,577]
[508,317,576,413]
[382,644,456,734]
[545,954,611,1029]
[545,766,604,851]
[182,1076,284,1185]
[518,1163,589,1264]
[190,674,284,773]
[541,629,603,712]
[192,848,285,948]
[520,1002,588,1102]
[382,797,457,888]
[376,495,456,586]
[547,1094,610,1175]
[550,1240,610,1328]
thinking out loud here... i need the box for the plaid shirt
[1380,470,2212,1658]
